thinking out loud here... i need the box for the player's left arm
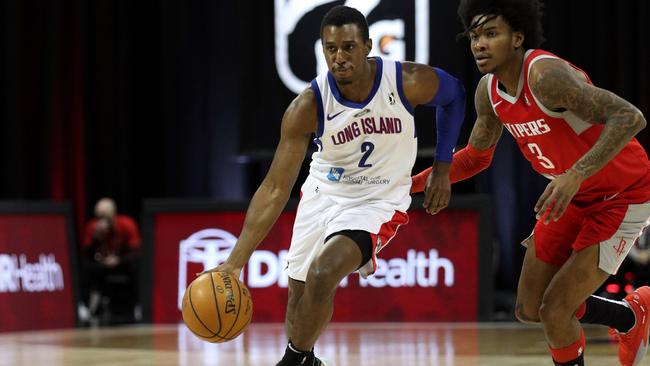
[529,59,647,223]
[401,62,466,214]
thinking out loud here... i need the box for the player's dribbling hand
[534,169,584,224]
[198,261,242,280]
[423,162,451,215]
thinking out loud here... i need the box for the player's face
[468,15,523,74]
[321,24,372,85]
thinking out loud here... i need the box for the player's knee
[305,263,340,295]
[538,297,566,325]
[514,303,540,324]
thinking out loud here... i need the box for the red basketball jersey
[487,49,650,202]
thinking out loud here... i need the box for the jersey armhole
[395,61,415,116]
[485,74,498,115]
[526,55,564,118]
[310,79,325,137]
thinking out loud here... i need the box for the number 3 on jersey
[527,143,555,169]
[359,141,375,168]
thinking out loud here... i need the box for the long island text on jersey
[308,57,417,210]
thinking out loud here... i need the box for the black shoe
[275,353,331,366]
[275,340,332,366]
[275,346,312,366]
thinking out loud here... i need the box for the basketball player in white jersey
[204,5,466,365]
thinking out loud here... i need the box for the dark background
[2,0,648,294]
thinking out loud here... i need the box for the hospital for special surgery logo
[177,228,237,310]
[327,167,345,181]
[274,0,430,94]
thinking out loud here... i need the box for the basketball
[181,271,253,343]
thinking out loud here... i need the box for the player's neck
[494,50,525,96]
[335,59,376,103]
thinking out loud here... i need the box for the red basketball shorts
[529,196,650,274]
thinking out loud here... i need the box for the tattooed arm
[529,59,646,179]
[470,75,504,149]
[529,59,647,223]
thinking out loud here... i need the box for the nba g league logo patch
[274,0,430,94]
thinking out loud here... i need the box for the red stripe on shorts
[368,211,409,274]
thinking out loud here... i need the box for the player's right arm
[468,76,504,150]
[411,76,502,192]
[203,89,317,278]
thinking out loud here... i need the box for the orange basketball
[181,271,253,343]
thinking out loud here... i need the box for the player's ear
[513,31,524,49]
[364,38,372,56]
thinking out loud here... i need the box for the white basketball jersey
[307,57,417,211]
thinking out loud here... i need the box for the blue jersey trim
[310,79,325,137]
[395,61,415,116]
[326,57,383,109]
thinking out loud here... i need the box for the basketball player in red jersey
[412,1,650,365]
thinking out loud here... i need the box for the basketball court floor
[0,322,644,365]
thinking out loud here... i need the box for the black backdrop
[2,0,649,291]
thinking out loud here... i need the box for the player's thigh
[576,200,650,274]
[307,233,364,283]
[541,244,610,318]
[517,202,584,321]
[516,235,561,323]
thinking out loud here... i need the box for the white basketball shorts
[285,178,408,282]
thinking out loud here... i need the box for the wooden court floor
[0,322,645,366]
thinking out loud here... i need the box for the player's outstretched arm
[411,75,502,193]
[401,62,466,214]
[203,89,316,278]
[529,59,647,223]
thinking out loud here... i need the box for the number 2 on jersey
[359,141,374,168]
[527,143,555,169]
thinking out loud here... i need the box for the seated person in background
[81,197,141,324]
